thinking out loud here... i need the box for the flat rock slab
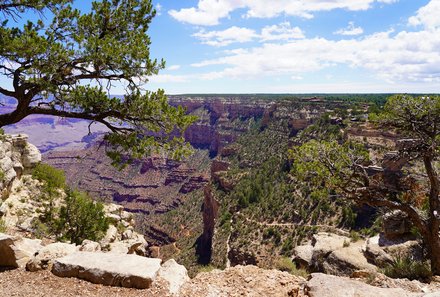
[306,273,423,297]
[52,252,162,289]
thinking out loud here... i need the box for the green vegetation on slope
[31,163,109,244]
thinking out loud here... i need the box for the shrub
[275,257,308,278]
[382,255,432,281]
[56,190,109,245]
[32,163,66,196]
[0,218,7,233]
[281,237,294,255]
[349,230,361,242]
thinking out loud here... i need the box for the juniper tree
[290,95,440,275]
[0,0,195,163]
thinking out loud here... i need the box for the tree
[0,0,195,163]
[56,190,109,245]
[290,95,440,275]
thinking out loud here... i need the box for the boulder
[26,242,78,272]
[293,244,314,269]
[52,252,162,289]
[101,224,118,245]
[322,241,377,276]
[22,143,41,169]
[311,232,348,254]
[157,259,190,295]
[382,210,412,240]
[310,232,350,271]
[79,240,101,252]
[0,233,42,268]
[383,240,424,261]
[363,235,393,267]
[306,273,422,297]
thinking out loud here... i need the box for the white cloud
[193,27,257,47]
[169,0,234,26]
[191,27,440,84]
[148,74,190,83]
[334,22,364,36]
[155,3,162,16]
[167,65,181,71]
[260,22,304,41]
[169,0,397,26]
[408,0,440,30]
[192,22,304,47]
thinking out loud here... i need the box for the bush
[0,218,7,233]
[56,190,109,245]
[349,230,361,242]
[382,255,431,281]
[32,163,66,196]
[275,257,308,278]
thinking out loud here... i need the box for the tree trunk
[424,156,440,275]
[426,230,440,275]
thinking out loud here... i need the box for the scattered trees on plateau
[290,95,440,275]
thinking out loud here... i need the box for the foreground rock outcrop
[0,134,41,198]
[306,273,423,297]
[52,252,162,289]
[0,233,42,268]
[179,265,306,297]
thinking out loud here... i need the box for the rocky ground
[0,267,174,297]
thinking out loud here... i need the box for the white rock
[122,229,133,240]
[22,143,41,169]
[52,252,162,289]
[102,224,118,244]
[158,259,190,295]
[0,233,42,268]
[108,242,129,254]
[80,240,101,252]
[306,273,421,297]
[26,242,78,272]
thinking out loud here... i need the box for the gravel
[0,268,172,297]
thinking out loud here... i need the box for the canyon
[1,95,377,270]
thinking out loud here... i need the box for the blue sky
[143,0,440,94]
[1,0,439,94]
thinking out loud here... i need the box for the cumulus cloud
[191,27,440,84]
[193,27,258,46]
[408,0,440,29]
[193,22,304,47]
[169,0,397,26]
[167,65,181,71]
[334,22,364,36]
[260,22,305,41]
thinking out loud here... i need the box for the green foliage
[0,0,196,163]
[32,163,66,196]
[280,237,294,255]
[290,140,369,193]
[57,190,109,245]
[341,207,357,228]
[349,230,361,242]
[198,264,217,273]
[0,218,7,233]
[383,255,432,281]
[274,257,308,278]
[263,227,282,244]
[299,113,343,142]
